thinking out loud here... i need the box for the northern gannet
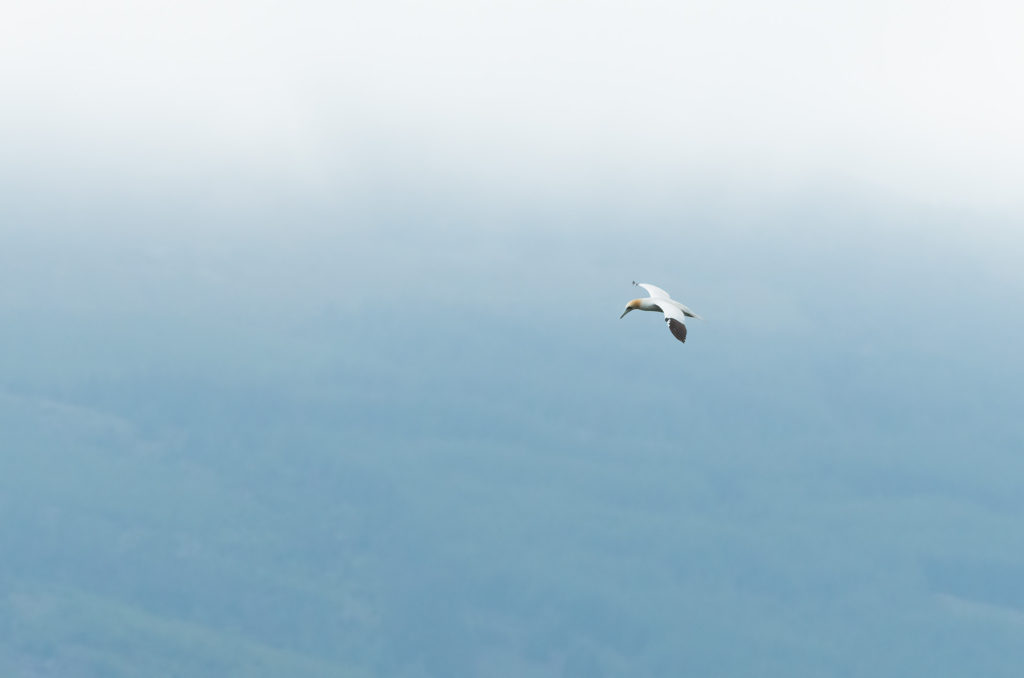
[619,281,701,344]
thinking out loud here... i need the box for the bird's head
[619,299,641,319]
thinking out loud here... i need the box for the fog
[3,1,1024,676]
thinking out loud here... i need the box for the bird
[620,281,701,344]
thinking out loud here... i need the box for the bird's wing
[635,282,671,299]
[657,302,688,344]
[673,301,702,320]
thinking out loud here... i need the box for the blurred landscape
[4,1,1024,675]
[2,191,1023,676]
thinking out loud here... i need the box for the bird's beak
[619,308,631,319]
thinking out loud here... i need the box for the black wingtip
[667,318,687,344]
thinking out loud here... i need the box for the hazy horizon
[3,1,1024,676]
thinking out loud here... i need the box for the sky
[3,2,1024,677]
[4,0,1024,215]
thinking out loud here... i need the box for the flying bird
[620,281,701,344]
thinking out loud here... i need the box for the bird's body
[620,282,701,344]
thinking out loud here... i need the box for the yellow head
[619,299,642,318]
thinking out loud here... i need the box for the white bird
[619,281,701,344]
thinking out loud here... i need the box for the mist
[3,1,1024,676]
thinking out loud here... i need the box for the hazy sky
[4,0,1023,219]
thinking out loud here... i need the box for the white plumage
[620,281,701,344]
